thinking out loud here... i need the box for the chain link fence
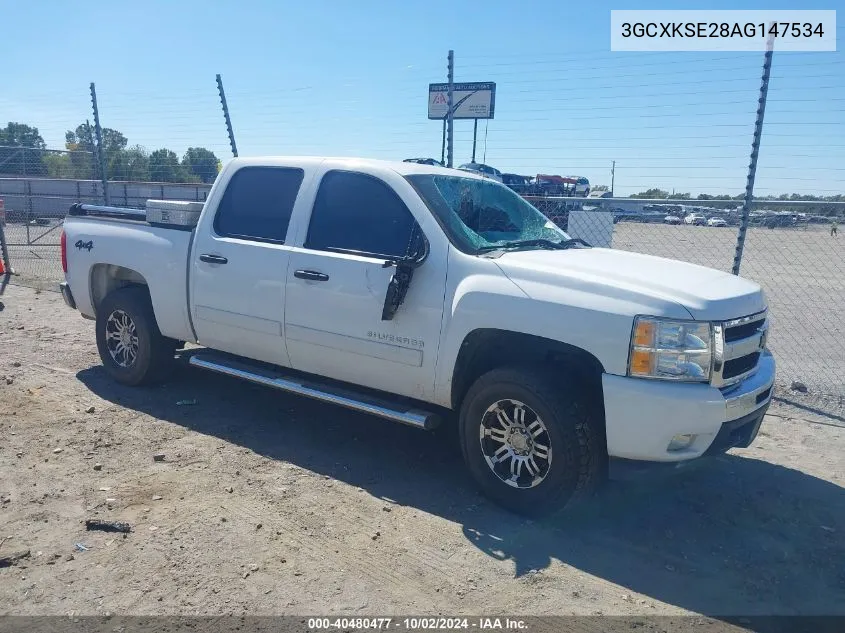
[530,196,845,401]
[0,169,211,285]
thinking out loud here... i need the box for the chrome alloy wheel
[105,309,139,368]
[479,399,552,489]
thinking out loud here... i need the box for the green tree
[182,147,220,183]
[109,145,150,181]
[0,122,46,148]
[65,122,128,180]
[42,153,73,178]
[0,122,47,176]
[149,148,196,183]
[65,122,127,156]
[631,188,669,199]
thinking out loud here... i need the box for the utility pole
[611,160,616,196]
[90,83,110,205]
[216,74,238,158]
[446,50,454,168]
[441,118,446,165]
[732,33,774,276]
[471,119,478,163]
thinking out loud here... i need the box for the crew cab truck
[60,157,775,516]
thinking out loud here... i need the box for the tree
[65,122,128,180]
[182,147,220,183]
[631,188,669,199]
[0,122,47,176]
[66,122,127,157]
[149,148,195,183]
[109,145,150,181]
[0,122,46,149]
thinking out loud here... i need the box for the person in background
[832,218,838,237]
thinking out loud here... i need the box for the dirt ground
[1,284,844,619]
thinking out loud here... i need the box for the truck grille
[713,311,767,389]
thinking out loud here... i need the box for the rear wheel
[459,366,604,516]
[96,286,175,386]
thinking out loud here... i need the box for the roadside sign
[428,82,496,120]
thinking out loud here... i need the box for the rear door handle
[294,269,329,282]
[199,254,228,265]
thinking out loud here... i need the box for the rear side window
[306,171,417,258]
[214,167,304,243]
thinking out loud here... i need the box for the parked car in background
[664,215,682,225]
[457,162,503,183]
[684,213,706,226]
[404,158,443,167]
[501,173,533,195]
[535,174,577,196]
[706,217,728,227]
[574,177,590,197]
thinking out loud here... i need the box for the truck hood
[494,247,766,321]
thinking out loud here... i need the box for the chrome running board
[188,352,440,430]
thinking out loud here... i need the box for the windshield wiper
[476,237,590,253]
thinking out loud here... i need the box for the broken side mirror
[381,226,428,321]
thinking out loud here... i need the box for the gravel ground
[0,285,843,621]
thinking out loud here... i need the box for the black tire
[458,366,605,517]
[95,286,175,386]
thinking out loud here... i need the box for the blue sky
[2,0,843,196]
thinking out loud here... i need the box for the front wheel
[459,367,605,516]
[95,286,175,386]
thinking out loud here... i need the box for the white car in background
[664,215,682,225]
[684,213,706,226]
[707,217,728,227]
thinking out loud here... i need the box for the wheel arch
[89,264,150,316]
[451,329,606,416]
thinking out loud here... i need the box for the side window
[306,171,418,258]
[214,167,304,243]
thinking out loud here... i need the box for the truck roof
[225,156,486,180]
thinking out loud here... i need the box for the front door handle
[199,254,228,265]
[294,269,329,282]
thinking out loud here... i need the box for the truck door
[191,166,304,366]
[284,169,447,401]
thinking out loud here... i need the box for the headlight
[628,317,712,382]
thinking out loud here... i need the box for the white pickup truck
[60,157,775,515]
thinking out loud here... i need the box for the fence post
[216,74,238,158]
[446,50,454,169]
[732,35,774,276]
[25,180,32,245]
[90,83,110,205]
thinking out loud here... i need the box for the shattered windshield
[406,174,569,253]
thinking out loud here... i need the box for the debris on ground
[152,495,163,501]
[52,447,63,454]
[85,519,132,533]
[74,543,89,552]
[0,549,31,567]
[85,406,95,414]
[225,486,233,493]
[93,463,103,471]
[153,453,166,462]
[790,381,808,393]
